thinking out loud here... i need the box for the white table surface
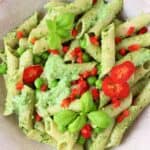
[0,0,150,150]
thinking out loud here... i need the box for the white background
[0,0,150,150]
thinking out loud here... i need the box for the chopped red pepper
[40,84,48,92]
[23,65,43,84]
[122,109,130,117]
[117,109,130,123]
[137,26,148,35]
[35,113,42,122]
[48,49,59,55]
[112,98,121,108]
[30,38,37,45]
[119,48,127,56]
[70,88,80,98]
[115,37,122,44]
[61,98,72,108]
[76,56,83,64]
[62,46,69,53]
[72,28,78,37]
[89,36,99,46]
[110,61,136,83]
[81,124,92,139]
[81,71,91,79]
[16,81,24,91]
[16,31,24,40]
[102,76,130,99]
[91,88,100,101]
[92,0,97,5]
[90,67,98,76]
[128,44,140,52]
[78,80,89,95]
[126,26,135,36]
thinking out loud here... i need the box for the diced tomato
[30,38,37,45]
[116,114,124,123]
[91,88,99,101]
[128,44,140,52]
[90,67,98,76]
[81,124,92,139]
[126,26,135,36]
[62,46,69,53]
[115,37,122,44]
[72,28,78,37]
[110,61,136,83]
[81,71,91,79]
[48,49,59,55]
[102,76,130,99]
[78,80,89,95]
[92,0,97,5]
[35,113,42,122]
[76,56,83,64]
[16,81,24,91]
[89,36,99,46]
[70,88,80,98]
[71,80,79,86]
[138,26,148,35]
[112,98,121,108]
[71,47,82,58]
[16,31,24,40]
[40,84,48,92]
[61,98,72,108]
[119,48,127,56]
[23,65,43,84]
[122,109,130,117]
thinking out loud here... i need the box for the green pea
[83,53,91,62]
[50,79,58,88]
[16,47,25,56]
[80,38,87,49]
[87,76,97,86]
[77,136,86,145]
[34,55,42,64]
[68,115,87,133]
[88,110,113,129]
[96,80,102,89]
[34,78,44,89]
[0,63,7,75]
[41,52,49,60]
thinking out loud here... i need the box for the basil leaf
[56,28,71,39]
[88,110,113,129]
[56,13,75,29]
[46,19,56,34]
[80,91,96,113]
[68,114,87,133]
[54,110,78,128]
[47,33,61,49]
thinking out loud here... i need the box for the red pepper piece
[126,26,135,36]
[122,109,130,117]
[16,81,24,91]
[23,65,43,84]
[115,37,122,44]
[81,71,91,79]
[90,67,98,76]
[16,31,24,40]
[112,98,121,108]
[61,98,72,108]
[89,36,99,46]
[35,113,42,122]
[78,80,89,95]
[40,84,48,92]
[72,28,78,37]
[119,48,127,56]
[138,26,148,35]
[81,124,92,139]
[110,61,136,83]
[102,76,130,99]
[62,46,69,53]
[91,88,100,101]
[30,38,37,45]
[128,44,140,52]
[48,49,59,55]
[116,114,125,123]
